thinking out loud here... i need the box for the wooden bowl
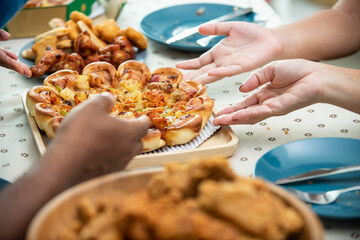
[26,168,324,240]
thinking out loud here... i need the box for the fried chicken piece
[30,49,66,78]
[197,179,304,240]
[95,19,121,43]
[116,191,255,240]
[147,157,236,201]
[59,53,85,73]
[79,211,122,240]
[74,31,99,58]
[31,35,58,64]
[84,36,135,68]
[123,26,148,51]
[113,36,135,59]
[65,20,80,41]
[153,200,258,240]
[99,44,133,68]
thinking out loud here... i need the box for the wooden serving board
[22,92,239,170]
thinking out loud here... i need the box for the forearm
[322,66,360,113]
[273,0,360,61]
[0,144,80,240]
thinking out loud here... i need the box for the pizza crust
[26,86,60,116]
[33,103,61,134]
[163,114,203,146]
[141,129,166,152]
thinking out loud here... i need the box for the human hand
[0,29,31,77]
[213,59,327,125]
[176,22,282,84]
[45,92,150,183]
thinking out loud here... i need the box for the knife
[275,164,360,185]
[165,7,253,44]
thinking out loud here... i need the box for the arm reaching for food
[176,0,360,84]
[0,93,149,240]
[213,59,360,126]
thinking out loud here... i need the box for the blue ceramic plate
[255,137,360,219]
[17,41,147,78]
[140,3,257,52]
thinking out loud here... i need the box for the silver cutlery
[165,7,253,44]
[275,164,360,185]
[287,185,360,205]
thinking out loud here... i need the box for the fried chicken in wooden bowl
[26,157,324,240]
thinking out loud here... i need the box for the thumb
[77,92,114,114]
[127,115,150,137]
[92,92,115,113]
[0,30,10,41]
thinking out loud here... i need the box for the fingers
[213,104,273,125]
[217,93,260,116]
[0,30,10,41]
[208,65,245,77]
[0,52,23,74]
[20,62,32,78]
[91,92,115,113]
[2,48,18,60]
[198,22,233,36]
[0,49,32,78]
[183,63,220,84]
[240,63,275,92]
[128,115,150,137]
[73,92,115,115]
[176,58,204,70]
[176,51,214,70]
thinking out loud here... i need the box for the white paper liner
[142,115,220,155]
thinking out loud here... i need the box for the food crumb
[267,126,271,130]
[196,7,205,15]
[285,130,289,134]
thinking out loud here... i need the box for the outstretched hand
[0,29,31,77]
[176,22,282,84]
[213,59,326,125]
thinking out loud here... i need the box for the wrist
[322,66,360,113]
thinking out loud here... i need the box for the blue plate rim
[254,137,360,219]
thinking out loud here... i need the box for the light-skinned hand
[213,59,360,125]
[176,22,281,84]
[0,29,31,77]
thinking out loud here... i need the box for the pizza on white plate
[26,60,214,152]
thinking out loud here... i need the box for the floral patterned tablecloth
[0,0,359,239]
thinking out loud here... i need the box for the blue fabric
[0,0,28,28]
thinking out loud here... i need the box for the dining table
[1,0,360,239]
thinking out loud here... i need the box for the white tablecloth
[0,0,359,239]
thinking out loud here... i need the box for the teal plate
[140,3,256,52]
[254,137,360,219]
